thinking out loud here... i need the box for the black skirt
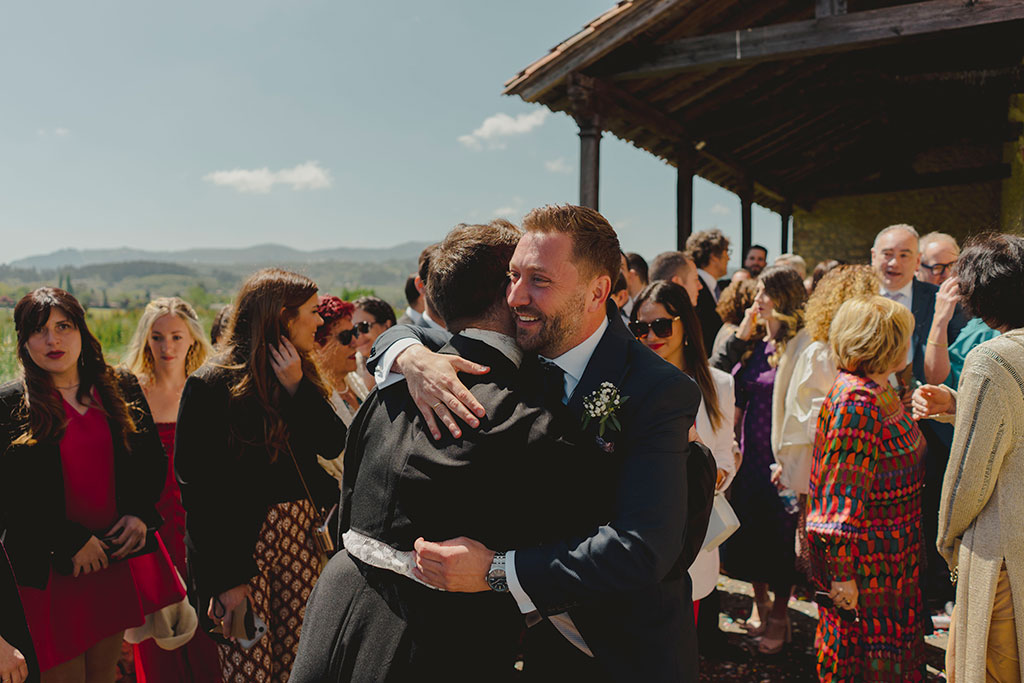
[290,551,523,683]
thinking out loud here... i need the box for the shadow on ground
[699,577,949,681]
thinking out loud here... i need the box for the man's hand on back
[412,536,494,592]
[394,345,489,440]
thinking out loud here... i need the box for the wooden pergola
[504,0,1024,254]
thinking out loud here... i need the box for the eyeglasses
[628,317,680,339]
[920,261,956,276]
[335,321,376,345]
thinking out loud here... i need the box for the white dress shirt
[403,307,424,326]
[697,268,720,303]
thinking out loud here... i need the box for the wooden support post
[569,74,601,210]
[676,146,695,250]
[740,178,754,258]
[577,115,601,210]
[816,0,847,18]
[780,202,792,253]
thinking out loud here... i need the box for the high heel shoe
[741,599,772,637]
[756,615,792,655]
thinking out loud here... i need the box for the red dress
[18,399,184,672]
[132,423,222,683]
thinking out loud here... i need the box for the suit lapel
[567,302,633,418]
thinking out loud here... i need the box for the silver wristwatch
[486,552,509,592]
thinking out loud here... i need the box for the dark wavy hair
[353,296,397,328]
[221,268,329,462]
[956,232,1024,330]
[12,288,136,447]
[631,280,725,431]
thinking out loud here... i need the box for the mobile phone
[813,590,859,623]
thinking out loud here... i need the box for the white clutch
[701,492,740,552]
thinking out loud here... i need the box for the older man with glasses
[917,232,960,286]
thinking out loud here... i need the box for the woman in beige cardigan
[932,233,1024,683]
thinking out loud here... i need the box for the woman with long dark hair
[0,287,180,683]
[629,281,736,645]
[175,269,346,683]
[711,265,808,654]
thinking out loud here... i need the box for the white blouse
[689,367,737,601]
[777,339,837,495]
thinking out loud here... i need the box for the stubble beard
[515,290,586,358]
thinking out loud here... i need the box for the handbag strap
[284,442,323,516]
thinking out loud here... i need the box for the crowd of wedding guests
[0,208,1022,683]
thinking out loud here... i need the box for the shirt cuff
[373,338,421,389]
[506,550,537,614]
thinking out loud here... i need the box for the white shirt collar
[404,307,424,325]
[459,328,522,368]
[697,268,718,301]
[543,316,609,401]
[881,280,914,308]
[422,309,444,331]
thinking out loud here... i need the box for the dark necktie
[538,358,566,406]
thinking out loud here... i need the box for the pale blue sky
[1,0,788,267]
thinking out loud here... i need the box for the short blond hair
[919,231,960,256]
[829,295,914,375]
[123,297,212,380]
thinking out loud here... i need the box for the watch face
[487,569,508,592]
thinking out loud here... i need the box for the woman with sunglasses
[175,269,345,683]
[710,265,808,654]
[629,281,737,646]
[314,296,370,423]
[351,296,396,391]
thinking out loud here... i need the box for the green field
[0,307,222,384]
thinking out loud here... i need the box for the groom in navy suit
[369,205,708,682]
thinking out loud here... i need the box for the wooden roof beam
[803,163,1011,201]
[576,73,799,207]
[612,0,1024,80]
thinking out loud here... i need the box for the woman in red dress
[0,288,183,683]
[121,297,220,683]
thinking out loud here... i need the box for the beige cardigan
[770,328,816,493]
[937,329,1024,682]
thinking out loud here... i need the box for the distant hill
[9,241,433,269]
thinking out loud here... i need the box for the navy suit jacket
[368,305,709,681]
[909,278,968,384]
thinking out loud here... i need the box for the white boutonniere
[582,382,629,439]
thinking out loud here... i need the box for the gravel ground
[701,577,950,681]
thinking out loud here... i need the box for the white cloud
[458,110,548,150]
[544,157,572,174]
[203,161,332,194]
[493,206,519,218]
[710,203,731,216]
[54,127,70,137]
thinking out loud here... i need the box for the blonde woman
[121,297,220,683]
[808,295,925,681]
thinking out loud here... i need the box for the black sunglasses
[920,261,956,276]
[628,316,680,339]
[336,321,374,345]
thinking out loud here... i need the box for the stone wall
[1003,93,1024,234]
[792,180,1003,268]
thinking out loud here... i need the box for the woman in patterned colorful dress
[175,269,346,683]
[121,297,221,683]
[807,294,925,682]
[713,265,807,654]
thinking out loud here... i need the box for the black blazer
[0,539,39,683]
[174,364,345,616]
[0,372,166,589]
[910,278,968,384]
[368,307,709,682]
[695,280,722,356]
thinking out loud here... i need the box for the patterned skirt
[218,500,324,683]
